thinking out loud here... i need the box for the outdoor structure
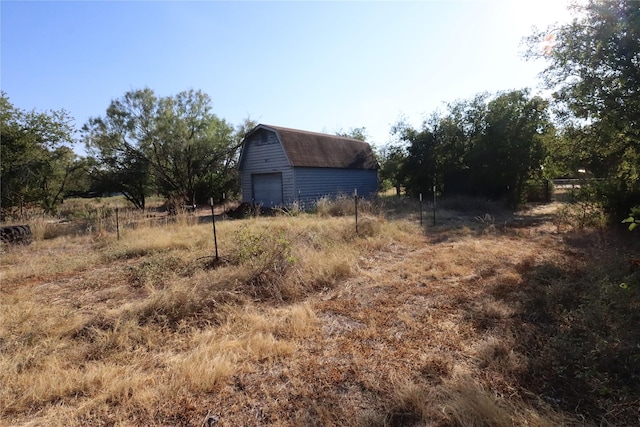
[238,124,379,208]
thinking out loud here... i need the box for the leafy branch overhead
[525,0,640,219]
[622,207,640,231]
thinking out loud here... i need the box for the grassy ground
[1,197,639,426]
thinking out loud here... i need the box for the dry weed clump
[101,221,210,261]
[363,373,569,427]
[225,216,390,302]
[315,194,376,217]
[442,380,523,426]
[228,223,298,301]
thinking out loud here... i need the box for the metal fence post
[432,185,437,226]
[222,192,226,220]
[210,197,219,261]
[354,189,358,234]
[115,202,120,241]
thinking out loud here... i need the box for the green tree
[196,117,257,203]
[378,144,407,195]
[0,92,77,217]
[82,89,154,209]
[62,157,97,198]
[84,88,240,208]
[397,96,492,198]
[395,120,438,198]
[39,146,81,213]
[397,90,552,206]
[526,0,640,218]
[470,90,550,205]
[88,149,152,210]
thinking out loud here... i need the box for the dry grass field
[1,197,639,426]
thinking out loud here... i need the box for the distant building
[238,124,379,207]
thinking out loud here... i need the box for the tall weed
[231,225,298,301]
[315,194,374,217]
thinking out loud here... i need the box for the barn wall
[239,127,379,208]
[293,168,378,207]
[239,130,293,204]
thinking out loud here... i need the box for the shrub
[554,200,607,231]
[356,216,383,238]
[231,225,298,301]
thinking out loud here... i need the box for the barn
[238,124,379,208]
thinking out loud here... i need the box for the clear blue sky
[1,1,574,152]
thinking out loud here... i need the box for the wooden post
[210,197,219,261]
[419,193,423,226]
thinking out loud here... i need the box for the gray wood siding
[239,130,294,204]
[293,168,378,207]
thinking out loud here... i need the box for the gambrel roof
[242,124,379,170]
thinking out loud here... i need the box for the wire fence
[1,180,564,250]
